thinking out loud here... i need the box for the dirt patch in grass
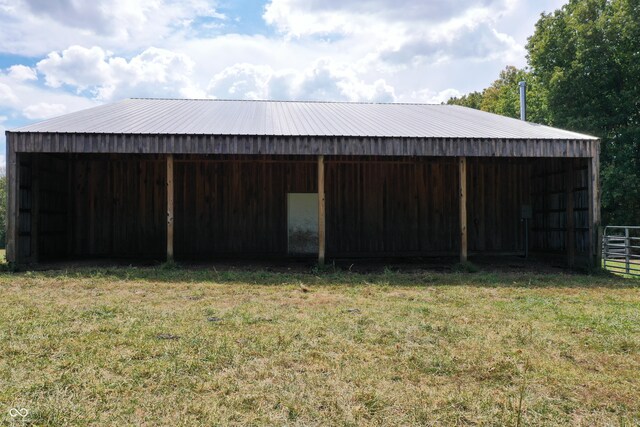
[0,266,638,425]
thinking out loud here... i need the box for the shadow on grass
[1,257,637,289]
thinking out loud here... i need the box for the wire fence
[602,226,640,277]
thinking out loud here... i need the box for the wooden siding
[17,156,33,260]
[12,153,592,263]
[467,158,531,252]
[8,132,597,158]
[174,156,316,257]
[37,155,69,259]
[531,158,590,253]
[326,158,459,255]
[71,155,166,258]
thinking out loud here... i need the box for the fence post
[625,227,630,274]
[602,232,607,270]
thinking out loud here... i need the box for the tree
[447,66,549,124]
[527,0,640,225]
[449,0,640,225]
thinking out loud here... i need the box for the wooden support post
[67,154,74,258]
[6,136,18,264]
[625,228,631,274]
[459,157,468,263]
[31,156,39,263]
[593,146,602,267]
[565,159,575,268]
[588,144,601,267]
[318,155,326,265]
[166,154,174,261]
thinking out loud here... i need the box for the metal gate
[602,226,640,277]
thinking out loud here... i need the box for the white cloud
[7,65,37,81]
[207,59,395,103]
[37,45,203,100]
[0,83,17,103]
[22,102,67,119]
[0,0,570,144]
[0,0,225,56]
[208,63,272,99]
[0,73,98,117]
[0,116,7,172]
[264,0,517,35]
[264,0,523,66]
[37,46,112,89]
[400,88,463,104]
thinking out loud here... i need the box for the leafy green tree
[447,90,483,110]
[447,66,549,124]
[527,0,640,225]
[449,0,640,225]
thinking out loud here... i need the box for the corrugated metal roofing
[11,98,596,140]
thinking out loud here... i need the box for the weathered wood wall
[37,155,69,259]
[70,155,166,258]
[467,158,531,252]
[530,158,590,254]
[14,154,70,262]
[17,156,33,261]
[174,156,316,257]
[8,131,598,158]
[326,158,459,255]
[24,154,586,262]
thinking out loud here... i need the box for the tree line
[448,0,640,226]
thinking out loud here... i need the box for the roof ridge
[127,98,444,106]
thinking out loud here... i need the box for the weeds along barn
[5,99,600,266]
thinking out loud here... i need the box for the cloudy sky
[0,0,568,163]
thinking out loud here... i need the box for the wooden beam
[6,136,18,263]
[459,156,468,262]
[592,145,601,266]
[566,159,575,268]
[31,156,40,263]
[67,154,74,257]
[318,155,326,265]
[588,146,601,267]
[11,131,597,159]
[167,154,174,261]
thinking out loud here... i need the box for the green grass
[603,259,640,279]
[0,265,638,425]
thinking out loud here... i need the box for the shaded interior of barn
[16,154,591,263]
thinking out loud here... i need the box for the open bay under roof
[5,98,601,267]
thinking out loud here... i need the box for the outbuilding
[5,99,600,266]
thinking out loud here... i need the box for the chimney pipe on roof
[519,81,526,121]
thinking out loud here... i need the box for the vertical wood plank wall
[459,157,468,262]
[24,153,588,262]
[174,156,316,258]
[325,158,459,255]
[531,158,589,254]
[467,158,531,252]
[17,156,33,260]
[71,155,166,258]
[15,154,70,261]
[37,155,69,259]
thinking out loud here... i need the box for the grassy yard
[603,259,640,279]
[0,265,638,426]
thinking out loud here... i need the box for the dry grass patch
[0,266,638,425]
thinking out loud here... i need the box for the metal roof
[11,98,596,140]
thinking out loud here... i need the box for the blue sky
[0,0,568,166]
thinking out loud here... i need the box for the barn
[5,99,600,266]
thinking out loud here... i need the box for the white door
[287,193,318,254]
